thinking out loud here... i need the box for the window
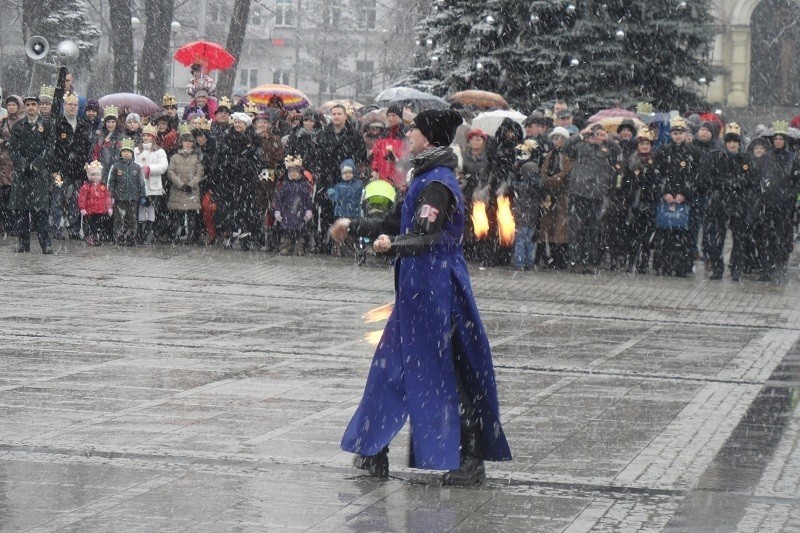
[273,69,291,85]
[318,58,339,94]
[321,0,341,27]
[250,9,262,25]
[355,60,373,94]
[357,0,376,30]
[239,69,258,88]
[275,0,293,27]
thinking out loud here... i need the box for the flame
[362,303,394,323]
[472,201,489,239]
[364,330,384,345]
[496,196,516,246]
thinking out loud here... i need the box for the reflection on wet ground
[0,242,798,531]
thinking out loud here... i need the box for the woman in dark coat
[214,113,261,251]
[626,128,661,274]
[331,110,512,486]
[652,118,700,277]
[459,128,491,260]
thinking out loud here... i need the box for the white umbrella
[375,87,449,111]
[470,109,527,137]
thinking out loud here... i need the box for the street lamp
[132,17,141,92]
[170,21,182,96]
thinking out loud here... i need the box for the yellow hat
[773,120,789,137]
[244,102,259,115]
[103,105,118,120]
[670,117,688,132]
[191,117,211,131]
[120,138,136,152]
[162,94,178,107]
[636,126,654,142]
[38,85,55,102]
[636,102,653,116]
[217,96,232,111]
[178,122,193,136]
[142,123,158,137]
[85,160,103,176]
[64,93,79,105]
[284,155,303,168]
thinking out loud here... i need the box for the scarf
[410,146,455,178]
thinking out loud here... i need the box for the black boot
[353,446,389,480]
[442,393,486,486]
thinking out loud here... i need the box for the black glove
[182,184,193,193]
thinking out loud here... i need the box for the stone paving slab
[0,240,799,531]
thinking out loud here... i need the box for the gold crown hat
[515,138,540,155]
[191,116,211,131]
[773,120,789,137]
[244,102,259,115]
[85,160,103,176]
[636,126,655,142]
[217,96,232,111]
[178,122,193,136]
[636,102,654,116]
[162,93,178,107]
[103,105,119,120]
[38,85,55,101]
[142,123,158,136]
[120,137,136,152]
[669,116,688,132]
[64,93,79,105]
[724,122,742,140]
[284,155,303,168]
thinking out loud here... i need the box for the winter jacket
[460,149,492,203]
[214,128,261,230]
[0,99,23,187]
[654,141,701,200]
[77,181,112,215]
[285,127,320,174]
[538,148,572,244]
[315,121,369,190]
[702,149,758,218]
[134,143,169,196]
[91,130,123,183]
[8,115,56,211]
[488,118,524,184]
[627,152,661,210]
[52,115,93,183]
[157,129,179,158]
[275,178,313,232]
[327,178,363,218]
[757,147,800,207]
[563,135,622,200]
[371,126,406,187]
[107,158,146,202]
[508,160,541,227]
[167,149,205,211]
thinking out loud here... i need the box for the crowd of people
[0,71,798,281]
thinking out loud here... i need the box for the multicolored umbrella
[98,93,161,117]
[447,90,508,110]
[174,41,235,72]
[246,84,310,110]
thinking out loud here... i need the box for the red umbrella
[174,41,235,72]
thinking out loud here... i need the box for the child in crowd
[274,155,313,256]
[327,159,363,257]
[166,129,204,243]
[508,139,542,270]
[77,161,113,246]
[135,124,169,244]
[107,138,147,246]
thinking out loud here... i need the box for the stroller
[355,180,397,265]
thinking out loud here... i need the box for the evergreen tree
[34,0,100,73]
[404,0,717,112]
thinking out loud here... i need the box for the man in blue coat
[331,109,512,485]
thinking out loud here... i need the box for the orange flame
[364,330,384,345]
[472,201,489,240]
[362,303,394,323]
[496,196,516,246]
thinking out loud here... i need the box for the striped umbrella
[246,84,310,111]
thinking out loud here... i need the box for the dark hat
[86,99,101,112]
[524,112,547,126]
[412,109,463,147]
[190,63,202,72]
[22,95,40,104]
[301,108,316,120]
[387,104,403,118]
[556,108,572,119]
[616,118,637,136]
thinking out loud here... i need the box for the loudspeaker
[55,40,79,63]
[25,36,49,61]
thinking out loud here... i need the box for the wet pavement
[1,239,800,531]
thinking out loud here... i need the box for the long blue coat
[341,162,512,470]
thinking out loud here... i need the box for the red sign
[272,39,285,46]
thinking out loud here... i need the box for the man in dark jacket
[564,123,622,273]
[702,123,757,281]
[9,96,55,253]
[51,93,92,239]
[313,105,368,251]
[753,121,800,281]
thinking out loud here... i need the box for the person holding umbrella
[186,63,217,98]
